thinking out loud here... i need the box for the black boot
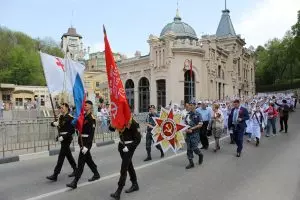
[230,134,235,144]
[256,137,260,146]
[66,178,78,189]
[46,173,58,181]
[160,150,165,158]
[125,183,139,193]
[198,153,203,165]
[185,159,195,169]
[88,173,100,182]
[68,169,76,177]
[110,187,123,200]
[144,149,152,161]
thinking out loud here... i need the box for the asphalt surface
[1,110,300,200]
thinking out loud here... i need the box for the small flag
[40,52,71,93]
[65,59,86,133]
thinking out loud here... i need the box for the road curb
[0,156,19,164]
[0,140,116,164]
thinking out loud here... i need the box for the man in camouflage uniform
[144,105,164,161]
[184,100,204,169]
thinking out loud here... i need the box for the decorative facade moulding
[183,59,192,72]
[172,47,205,56]
[143,69,151,77]
[129,71,141,79]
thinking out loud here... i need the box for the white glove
[53,121,59,127]
[122,146,129,152]
[58,136,64,142]
[81,146,88,155]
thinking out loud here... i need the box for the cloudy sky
[1,0,299,57]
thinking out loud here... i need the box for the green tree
[255,10,300,90]
[0,27,64,85]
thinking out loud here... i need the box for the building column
[150,70,156,107]
[216,81,218,100]
[219,82,222,100]
[134,88,139,114]
[223,84,225,99]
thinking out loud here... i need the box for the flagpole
[190,59,193,101]
[39,51,60,140]
[49,94,57,121]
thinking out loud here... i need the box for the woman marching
[246,102,255,142]
[211,104,224,152]
[250,104,264,146]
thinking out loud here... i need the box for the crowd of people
[44,92,298,200]
[143,93,297,168]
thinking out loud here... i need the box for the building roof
[61,27,82,39]
[216,9,236,38]
[160,9,198,40]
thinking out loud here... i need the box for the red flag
[103,25,131,130]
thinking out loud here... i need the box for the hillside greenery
[0,27,64,86]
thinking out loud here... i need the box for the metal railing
[0,113,148,158]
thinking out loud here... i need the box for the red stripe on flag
[103,25,131,130]
[76,94,86,134]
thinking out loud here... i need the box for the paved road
[1,110,300,200]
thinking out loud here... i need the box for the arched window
[184,70,195,103]
[156,79,166,110]
[125,79,134,110]
[218,65,221,78]
[138,77,150,112]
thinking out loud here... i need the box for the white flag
[40,52,70,93]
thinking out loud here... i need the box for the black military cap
[189,100,196,105]
[85,100,93,105]
[148,105,155,109]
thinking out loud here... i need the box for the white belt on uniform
[81,134,89,138]
[120,141,133,144]
[60,132,68,135]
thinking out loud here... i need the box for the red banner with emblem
[103,25,131,130]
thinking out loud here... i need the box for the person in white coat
[250,105,264,146]
[220,103,228,134]
[246,102,255,141]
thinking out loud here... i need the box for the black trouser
[280,115,288,132]
[54,139,76,175]
[146,130,163,155]
[75,146,99,180]
[200,121,209,148]
[118,142,137,187]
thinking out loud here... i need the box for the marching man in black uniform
[66,100,100,189]
[109,117,141,200]
[144,105,164,161]
[46,103,77,181]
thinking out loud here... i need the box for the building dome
[160,10,198,40]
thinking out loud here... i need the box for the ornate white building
[116,8,256,113]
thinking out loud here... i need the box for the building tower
[61,27,83,60]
